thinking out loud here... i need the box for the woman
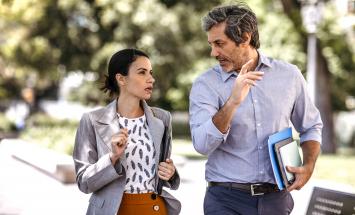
[73,48,181,215]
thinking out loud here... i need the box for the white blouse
[117,114,156,194]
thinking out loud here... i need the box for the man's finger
[240,59,253,74]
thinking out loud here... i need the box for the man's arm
[286,140,321,191]
[213,59,263,133]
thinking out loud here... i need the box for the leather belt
[208,182,280,196]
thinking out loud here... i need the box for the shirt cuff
[300,129,322,144]
[206,118,230,142]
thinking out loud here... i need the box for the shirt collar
[218,51,272,83]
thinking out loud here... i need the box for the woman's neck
[116,95,144,118]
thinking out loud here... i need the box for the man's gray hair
[202,3,260,49]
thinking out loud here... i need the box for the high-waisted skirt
[117,192,167,215]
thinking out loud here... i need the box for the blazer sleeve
[162,111,180,190]
[73,113,124,194]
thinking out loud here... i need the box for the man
[189,3,323,215]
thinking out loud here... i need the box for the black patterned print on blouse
[130,185,134,193]
[139,149,143,159]
[132,146,137,156]
[153,150,156,158]
[144,181,147,190]
[139,175,143,183]
[119,122,123,129]
[132,124,137,134]
[144,132,150,140]
[145,143,151,152]
[139,127,142,136]
[145,155,149,165]
[132,172,137,182]
[131,138,136,143]
[139,140,144,145]
[139,118,143,123]
[128,129,131,135]
[125,152,129,158]
[143,124,147,129]
[148,177,154,184]
[144,169,150,178]
[126,178,130,184]
[138,163,143,171]
[151,164,156,174]
[131,160,135,170]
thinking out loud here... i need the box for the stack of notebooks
[268,127,303,190]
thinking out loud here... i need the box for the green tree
[0,0,218,110]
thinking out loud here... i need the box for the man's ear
[241,32,252,47]
[116,73,126,86]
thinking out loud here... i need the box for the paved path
[1,140,354,215]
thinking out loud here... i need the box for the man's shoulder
[266,56,299,72]
[194,65,222,84]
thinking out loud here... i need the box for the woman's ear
[116,73,126,87]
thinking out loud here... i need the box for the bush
[20,113,78,155]
[0,113,16,132]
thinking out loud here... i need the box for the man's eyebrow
[208,39,223,44]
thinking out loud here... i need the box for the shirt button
[259,171,264,174]
[258,146,262,150]
[257,123,261,127]
[254,99,258,103]
[153,205,160,211]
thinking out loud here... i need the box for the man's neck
[248,49,259,71]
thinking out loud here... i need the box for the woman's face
[120,56,155,100]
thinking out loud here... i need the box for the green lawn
[313,154,355,188]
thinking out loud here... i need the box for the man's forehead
[207,22,227,42]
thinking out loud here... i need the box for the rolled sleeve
[291,69,323,145]
[189,77,227,155]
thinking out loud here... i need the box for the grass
[313,154,355,188]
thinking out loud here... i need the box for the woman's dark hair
[101,48,149,96]
[202,3,260,49]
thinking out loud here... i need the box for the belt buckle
[251,183,264,196]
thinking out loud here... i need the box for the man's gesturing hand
[230,59,264,106]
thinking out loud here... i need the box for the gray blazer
[73,100,181,215]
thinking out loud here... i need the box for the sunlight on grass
[313,155,355,188]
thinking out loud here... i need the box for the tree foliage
[0,0,353,112]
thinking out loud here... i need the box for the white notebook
[279,140,302,182]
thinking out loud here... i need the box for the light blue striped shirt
[189,53,323,184]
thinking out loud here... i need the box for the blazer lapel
[95,100,127,165]
[142,101,164,166]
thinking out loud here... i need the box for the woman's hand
[109,128,128,164]
[158,159,176,181]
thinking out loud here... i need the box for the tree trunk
[279,0,336,153]
[315,42,336,153]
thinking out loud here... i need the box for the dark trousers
[204,185,294,215]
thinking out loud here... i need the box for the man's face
[207,22,247,72]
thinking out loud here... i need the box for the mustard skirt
[117,192,167,215]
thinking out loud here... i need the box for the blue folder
[267,127,293,190]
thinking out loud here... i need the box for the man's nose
[210,47,218,57]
